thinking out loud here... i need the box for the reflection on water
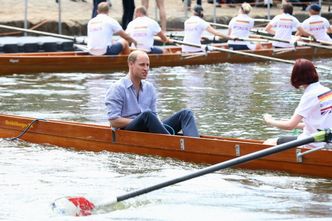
[0,59,331,220]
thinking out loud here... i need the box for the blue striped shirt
[105,75,157,120]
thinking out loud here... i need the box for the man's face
[130,53,150,80]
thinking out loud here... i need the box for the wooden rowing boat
[0,114,331,178]
[0,44,331,75]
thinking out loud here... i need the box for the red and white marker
[52,196,117,216]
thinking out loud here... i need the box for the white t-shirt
[295,82,332,146]
[302,15,332,42]
[182,16,209,53]
[269,13,300,48]
[228,14,255,49]
[126,16,161,52]
[87,14,123,55]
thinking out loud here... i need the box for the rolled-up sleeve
[105,84,123,120]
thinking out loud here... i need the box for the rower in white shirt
[87,2,136,56]
[126,6,170,54]
[265,4,314,48]
[299,4,332,42]
[228,2,261,50]
[182,5,234,53]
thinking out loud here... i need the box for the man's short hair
[282,4,293,15]
[128,50,148,63]
[97,2,109,14]
[135,6,147,16]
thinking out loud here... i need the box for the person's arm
[227,27,232,36]
[156,31,170,43]
[116,30,137,46]
[265,23,275,35]
[105,84,133,129]
[206,26,233,40]
[297,26,315,39]
[327,25,332,33]
[109,117,132,128]
[263,113,304,130]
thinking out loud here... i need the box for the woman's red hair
[291,59,319,89]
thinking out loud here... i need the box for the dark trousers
[122,0,135,29]
[124,109,199,137]
[183,0,202,6]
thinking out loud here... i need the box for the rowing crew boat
[0,114,331,178]
[0,44,331,75]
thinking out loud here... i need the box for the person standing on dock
[299,4,332,42]
[141,0,167,32]
[263,59,332,147]
[126,6,170,54]
[182,5,234,53]
[87,2,136,55]
[105,50,200,137]
[264,4,314,48]
[121,0,135,29]
[227,2,261,50]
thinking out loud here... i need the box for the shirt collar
[304,81,321,92]
[124,75,144,91]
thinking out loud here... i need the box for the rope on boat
[7,118,47,141]
[163,124,175,135]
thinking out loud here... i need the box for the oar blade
[52,196,95,216]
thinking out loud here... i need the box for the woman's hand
[263,113,274,125]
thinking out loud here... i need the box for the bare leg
[119,39,130,55]
[156,0,166,32]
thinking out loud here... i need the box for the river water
[0,59,331,220]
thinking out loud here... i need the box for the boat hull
[0,114,331,178]
[0,46,331,74]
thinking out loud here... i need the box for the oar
[212,23,332,50]
[171,39,330,71]
[253,34,332,50]
[168,33,267,43]
[51,129,331,216]
[0,24,86,44]
[251,29,332,50]
[301,37,332,46]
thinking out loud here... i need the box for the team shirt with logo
[182,16,209,53]
[126,16,162,52]
[228,14,255,49]
[269,13,300,48]
[302,15,332,42]
[295,82,332,146]
[87,14,123,55]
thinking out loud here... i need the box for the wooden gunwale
[0,45,331,75]
[0,114,331,178]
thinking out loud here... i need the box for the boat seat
[41,42,58,52]
[60,42,74,51]
[3,44,19,53]
[23,43,39,53]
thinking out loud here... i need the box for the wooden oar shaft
[252,29,332,50]
[110,130,327,204]
[172,39,331,71]
[302,37,332,46]
[210,22,228,29]
[172,39,295,65]
[0,24,81,43]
